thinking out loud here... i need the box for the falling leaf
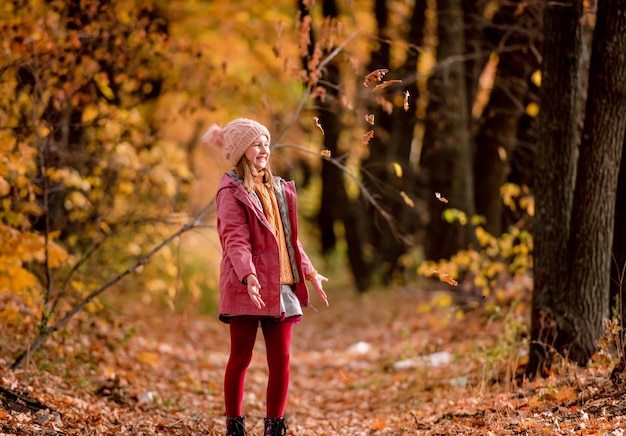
[435,192,448,203]
[392,162,403,178]
[403,90,410,111]
[372,79,402,92]
[320,149,331,157]
[363,68,389,87]
[314,116,324,134]
[365,114,375,125]
[441,275,459,286]
[362,129,374,145]
[429,268,459,287]
[400,191,414,207]
[338,369,350,384]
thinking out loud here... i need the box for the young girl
[203,118,329,436]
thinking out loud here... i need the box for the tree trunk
[527,0,582,378]
[474,0,542,236]
[421,0,478,261]
[529,0,626,375]
[558,0,626,365]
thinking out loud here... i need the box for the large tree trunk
[529,0,626,376]
[558,0,626,365]
[474,0,542,236]
[421,0,478,261]
[527,0,582,378]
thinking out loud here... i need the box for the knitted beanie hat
[202,118,271,166]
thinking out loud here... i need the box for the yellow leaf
[0,177,10,196]
[531,69,541,87]
[82,105,99,124]
[138,352,161,368]
[526,102,539,117]
[392,162,403,178]
[0,303,20,326]
[95,72,115,100]
[400,191,414,207]
[38,125,51,138]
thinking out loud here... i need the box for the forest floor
[2,279,626,435]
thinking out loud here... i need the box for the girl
[203,118,329,436]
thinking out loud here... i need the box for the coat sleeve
[216,187,256,282]
[296,238,316,279]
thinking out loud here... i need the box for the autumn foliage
[1,0,625,434]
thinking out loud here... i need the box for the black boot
[264,417,288,436]
[226,416,246,436]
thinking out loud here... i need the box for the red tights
[224,317,293,418]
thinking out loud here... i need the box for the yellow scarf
[254,172,294,285]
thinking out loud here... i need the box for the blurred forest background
[1,0,626,410]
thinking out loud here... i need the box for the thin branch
[273,142,409,244]
[11,199,215,370]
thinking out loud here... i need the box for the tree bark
[559,0,626,365]
[527,0,582,378]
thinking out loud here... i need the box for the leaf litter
[1,286,626,435]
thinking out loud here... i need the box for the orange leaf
[363,68,389,87]
[441,275,459,286]
[338,369,350,384]
[313,116,324,135]
[403,90,410,111]
[320,149,331,157]
[435,192,448,203]
[372,79,402,92]
[362,130,374,145]
[365,114,375,125]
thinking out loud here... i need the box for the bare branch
[11,200,216,370]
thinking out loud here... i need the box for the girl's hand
[245,274,265,309]
[310,273,329,307]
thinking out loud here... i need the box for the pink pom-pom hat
[202,118,271,166]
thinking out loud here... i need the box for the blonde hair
[235,156,277,193]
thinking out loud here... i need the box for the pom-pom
[202,124,224,149]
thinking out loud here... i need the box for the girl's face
[244,134,270,170]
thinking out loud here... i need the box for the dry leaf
[311,86,327,102]
[362,129,374,145]
[365,114,375,125]
[403,90,410,111]
[392,162,403,178]
[363,68,389,87]
[428,268,459,287]
[320,149,331,157]
[138,352,161,368]
[372,79,402,92]
[314,116,324,134]
[441,275,459,286]
[339,369,350,384]
[400,191,414,207]
[435,192,448,203]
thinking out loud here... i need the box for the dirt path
[1,285,624,435]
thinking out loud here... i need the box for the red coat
[215,172,315,318]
